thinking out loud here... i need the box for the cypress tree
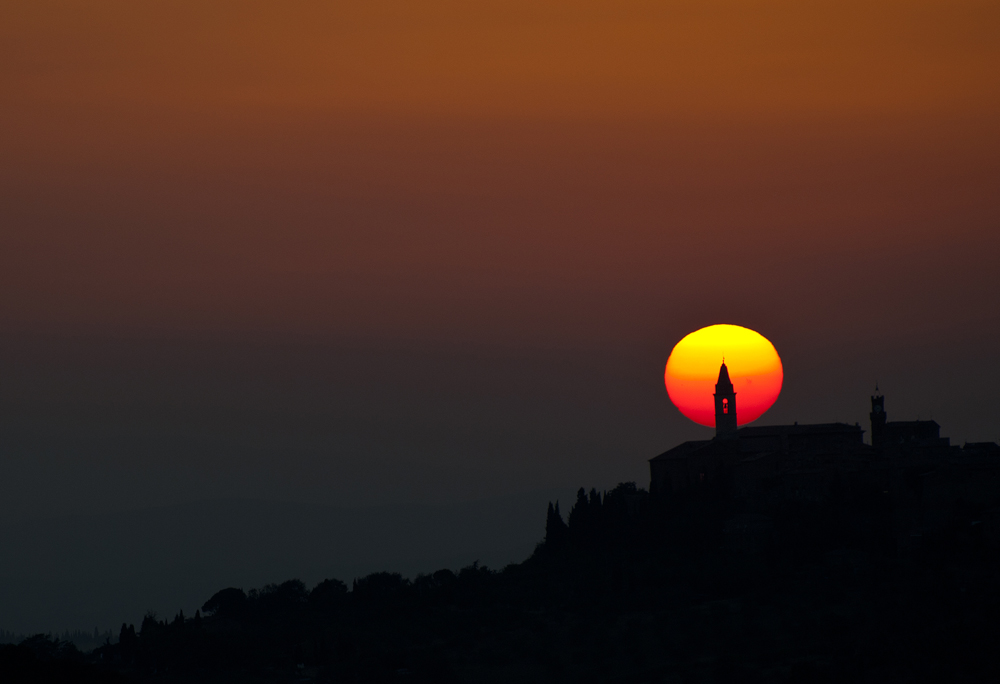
[568,487,589,530]
[545,501,568,546]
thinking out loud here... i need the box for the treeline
[6,477,1000,682]
[95,483,661,682]
[1,628,116,650]
[0,634,129,683]
[0,630,26,645]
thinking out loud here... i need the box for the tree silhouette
[201,587,247,618]
[310,578,348,609]
[545,500,569,547]
[567,487,589,530]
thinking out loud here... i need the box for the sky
[1,0,999,628]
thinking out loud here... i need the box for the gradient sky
[1,1,999,520]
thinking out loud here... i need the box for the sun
[664,324,783,427]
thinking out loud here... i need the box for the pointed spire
[714,360,737,438]
[716,361,734,390]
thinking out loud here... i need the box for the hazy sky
[1,1,999,518]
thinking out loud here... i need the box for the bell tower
[714,361,738,439]
[870,385,886,449]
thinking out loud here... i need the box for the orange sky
[1,1,998,347]
[4,1,997,119]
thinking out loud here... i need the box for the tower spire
[870,386,886,449]
[714,361,737,439]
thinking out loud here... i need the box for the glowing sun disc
[665,324,783,427]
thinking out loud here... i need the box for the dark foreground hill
[6,479,1000,683]
[0,493,568,634]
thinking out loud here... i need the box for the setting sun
[665,324,783,427]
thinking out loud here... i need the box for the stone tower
[870,386,886,449]
[714,361,738,439]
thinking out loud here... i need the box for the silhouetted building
[738,422,865,455]
[648,421,866,495]
[649,361,869,494]
[870,388,886,446]
[650,363,994,500]
[869,388,949,451]
[714,362,737,439]
[964,442,1000,457]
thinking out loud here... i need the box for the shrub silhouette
[201,587,247,618]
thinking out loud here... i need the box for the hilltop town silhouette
[4,365,1000,683]
[652,363,1000,524]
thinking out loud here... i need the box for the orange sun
[664,324,783,427]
